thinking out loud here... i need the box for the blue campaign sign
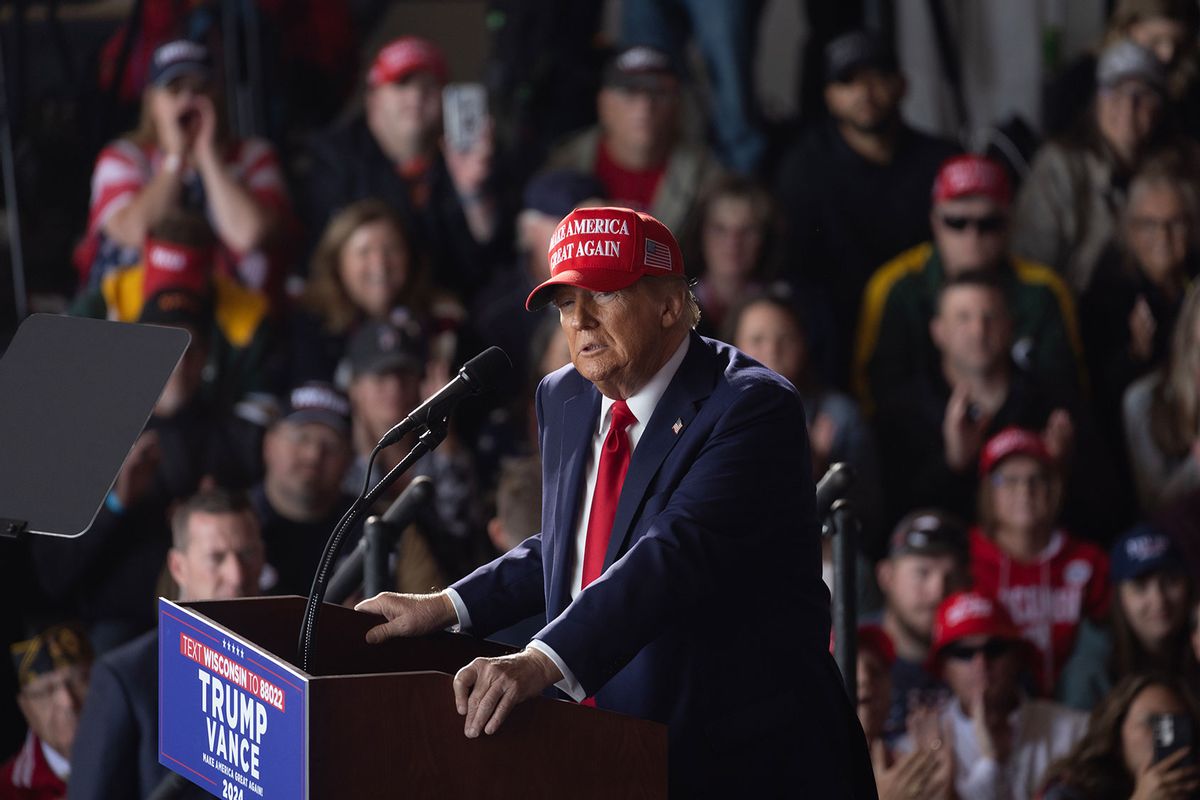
[158,599,308,799]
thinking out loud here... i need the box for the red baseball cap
[857,624,896,669]
[927,590,1026,672]
[932,154,1012,207]
[142,237,213,298]
[526,206,686,311]
[368,36,448,88]
[978,426,1053,476]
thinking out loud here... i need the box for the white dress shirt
[895,697,1086,800]
[447,335,691,700]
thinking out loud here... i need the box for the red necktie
[579,400,636,707]
[580,400,637,589]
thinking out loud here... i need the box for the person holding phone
[1039,672,1200,800]
[304,36,513,302]
[78,40,291,299]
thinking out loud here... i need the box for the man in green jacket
[854,154,1084,417]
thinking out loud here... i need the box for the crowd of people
[5,0,1200,797]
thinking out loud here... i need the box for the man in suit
[357,207,875,797]
[67,489,265,800]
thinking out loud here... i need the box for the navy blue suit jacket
[453,333,875,797]
[69,632,212,800]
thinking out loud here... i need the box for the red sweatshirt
[0,732,66,799]
[970,527,1110,693]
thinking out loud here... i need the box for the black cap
[147,39,213,88]
[602,45,680,91]
[11,622,92,689]
[825,30,898,84]
[346,315,426,378]
[280,381,350,435]
[523,170,607,218]
[887,509,967,560]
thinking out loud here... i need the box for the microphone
[327,476,435,604]
[815,462,855,521]
[377,347,511,448]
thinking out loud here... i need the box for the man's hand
[1129,295,1157,363]
[943,385,990,472]
[1042,408,1075,463]
[354,592,457,643]
[453,648,563,738]
[113,431,161,509]
[443,117,495,200]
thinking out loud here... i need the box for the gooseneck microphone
[377,346,511,447]
[815,462,856,522]
[299,346,510,673]
[326,476,435,604]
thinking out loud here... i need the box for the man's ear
[876,560,894,595]
[167,548,187,590]
[15,693,30,722]
[660,283,686,329]
[929,313,946,352]
[486,518,507,552]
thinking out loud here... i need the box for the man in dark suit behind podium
[357,207,876,797]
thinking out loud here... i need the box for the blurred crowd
[5,0,1200,798]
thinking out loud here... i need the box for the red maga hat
[932,154,1012,207]
[142,237,213,299]
[978,426,1053,476]
[928,590,1027,672]
[526,206,685,311]
[368,36,448,88]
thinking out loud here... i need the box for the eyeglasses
[942,639,1014,661]
[1130,215,1189,238]
[990,472,1050,490]
[940,214,1007,234]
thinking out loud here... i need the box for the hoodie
[970,527,1110,693]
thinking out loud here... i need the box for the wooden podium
[157,596,667,799]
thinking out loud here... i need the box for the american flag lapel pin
[672,418,683,435]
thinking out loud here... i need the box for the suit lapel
[547,383,600,618]
[602,333,715,571]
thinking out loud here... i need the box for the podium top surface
[0,314,188,536]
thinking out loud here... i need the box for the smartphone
[443,83,488,153]
[1151,713,1196,766]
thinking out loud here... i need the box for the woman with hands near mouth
[77,39,291,297]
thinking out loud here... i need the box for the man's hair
[171,488,255,550]
[644,275,701,330]
[936,269,1008,314]
[148,209,217,249]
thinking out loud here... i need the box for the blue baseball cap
[522,170,606,218]
[147,39,213,88]
[1110,523,1184,583]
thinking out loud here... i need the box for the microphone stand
[297,422,447,674]
[818,463,861,701]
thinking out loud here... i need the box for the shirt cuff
[527,639,586,702]
[443,587,471,633]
